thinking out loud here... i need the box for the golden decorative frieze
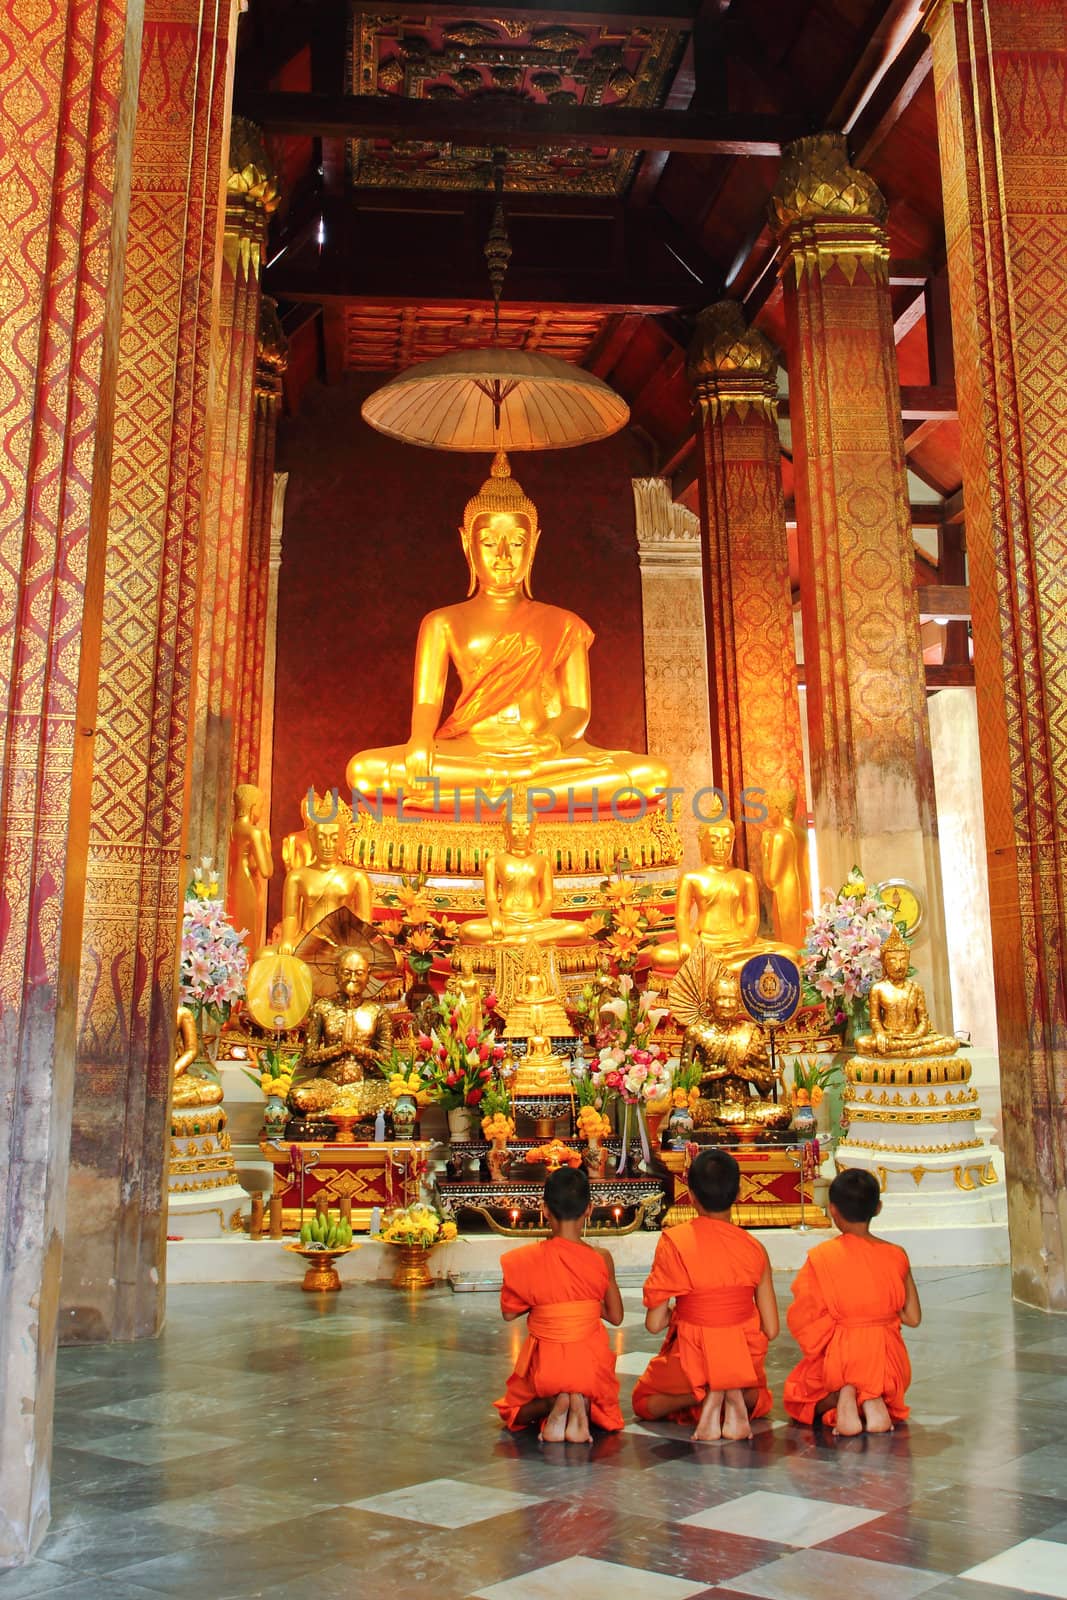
[843,1106,980,1124]
[845,1056,971,1086]
[954,1162,1000,1192]
[687,301,779,421]
[844,1136,983,1154]
[225,117,280,251]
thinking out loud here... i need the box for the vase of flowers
[385,1054,429,1140]
[800,866,904,1043]
[589,974,675,1172]
[244,1041,300,1132]
[179,860,248,1063]
[576,1104,612,1179]
[414,993,504,1141]
[377,1203,457,1289]
[788,1056,844,1137]
[376,878,459,1009]
[585,876,670,976]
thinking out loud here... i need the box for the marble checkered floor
[5,1266,1067,1599]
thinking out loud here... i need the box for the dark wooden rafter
[347,0,702,26]
[236,90,810,155]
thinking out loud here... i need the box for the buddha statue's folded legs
[348,739,672,811]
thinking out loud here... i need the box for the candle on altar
[612,1206,622,1227]
[510,1207,520,1229]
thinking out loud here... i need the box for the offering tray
[284,1239,362,1293]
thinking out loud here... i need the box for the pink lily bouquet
[179,859,248,1038]
[800,865,903,1036]
[591,974,676,1169]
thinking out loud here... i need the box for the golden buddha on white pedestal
[172,1006,224,1108]
[346,452,672,809]
[855,927,958,1059]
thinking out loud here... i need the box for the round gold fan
[668,946,724,1029]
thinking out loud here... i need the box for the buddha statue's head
[765,788,797,825]
[504,813,535,855]
[698,818,736,868]
[460,452,539,598]
[880,925,911,983]
[309,817,340,864]
[335,947,370,1001]
[234,783,262,821]
[710,972,742,1023]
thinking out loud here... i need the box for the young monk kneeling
[633,1149,778,1442]
[784,1168,921,1435]
[494,1167,624,1443]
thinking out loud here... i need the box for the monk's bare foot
[541,1394,570,1443]
[565,1393,592,1444]
[834,1384,862,1437]
[691,1390,724,1442]
[722,1389,753,1441]
[862,1396,894,1434]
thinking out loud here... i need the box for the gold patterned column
[260,470,289,816]
[62,0,238,1345]
[632,478,713,868]
[0,0,142,1560]
[189,118,279,872]
[925,0,1067,1310]
[770,134,949,1015]
[687,302,806,871]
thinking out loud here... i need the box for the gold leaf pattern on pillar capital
[227,116,281,216]
[256,295,289,400]
[770,132,887,229]
[687,301,778,419]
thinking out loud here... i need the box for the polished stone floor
[4,1265,1067,1599]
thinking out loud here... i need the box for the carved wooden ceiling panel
[347,13,687,195]
[342,303,610,370]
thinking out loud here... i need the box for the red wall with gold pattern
[270,375,652,915]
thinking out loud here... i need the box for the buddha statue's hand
[404,738,434,785]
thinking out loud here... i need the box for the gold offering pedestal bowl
[284,1240,362,1293]
[328,1111,360,1146]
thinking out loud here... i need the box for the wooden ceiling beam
[346,1,701,27]
[900,384,957,420]
[236,91,811,155]
[917,583,970,619]
[586,313,644,379]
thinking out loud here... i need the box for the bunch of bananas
[299,1213,353,1250]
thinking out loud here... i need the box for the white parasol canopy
[360,346,630,452]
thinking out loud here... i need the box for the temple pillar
[770,133,950,1015]
[632,479,713,868]
[61,0,238,1345]
[189,119,279,872]
[0,0,142,1561]
[687,302,806,872]
[925,0,1067,1310]
[260,471,290,826]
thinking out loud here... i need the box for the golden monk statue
[653,818,794,972]
[279,815,372,954]
[681,973,776,1106]
[347,453,672,808]
[761,789,810,949]
[288,948,394,1115]
[173,1006,224,1108]
[226,784,273,955]
[856,927,958,1058]
[458,815,588,946]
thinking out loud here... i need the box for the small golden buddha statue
[226,783,273,956]
[503,968,574,1040]
[512,1023,574,1096]
[444,946,484,1032]
[347,452,672,808]
[281,790,318,874]
[652,817,795,972]
[855,927,958,1058]
[279,815,372,954]
[173,1006,224,1108]
[288,948,394,1116]
[458,815,588,947]
[682,973,776,1108]
[760,789,810,949]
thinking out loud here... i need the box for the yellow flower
[408,927,436,954]
[614,905,643,933]
[583,914,607,937]
[440,1221,458,1242]
[643,905,666,928]
[608,929,641,959]
[605,880,636,905]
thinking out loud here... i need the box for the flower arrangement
[179,861,247,1031]
[388,1067,431,1105]
[583,877,669,972]
[592,974,673,1107]
[788,1056,843,1106]
[481,1111,516,1144]
[524,1140,582,1170]
[378,1202,458,1247]
[800,866,904,1033]
[376,878,458,980]
[576,1105,612,1143]
[415,994,505,1110]
[244,1042,301,1100]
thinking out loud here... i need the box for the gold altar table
[660,1145,830,1229]
[260,1138,432,1231]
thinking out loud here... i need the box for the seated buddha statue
[288,948,394,1116]
[346,452,672,809]
[278,815,372,955]
[652,817,795,973]
[856,927,958,1058]
[504,968,574,1041]
[458,815,588,947]
[681,973,776,1108]
[173,1006,224,1108]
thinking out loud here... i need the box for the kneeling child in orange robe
[633,1148,778,1441]
[784,1168,921,1435]
[494,1167,624,1442]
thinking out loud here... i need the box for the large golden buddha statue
[347,453,671,808]
[279,815,372,954]
[856,927,958,1058]
[459,815,588,947]
[653,817,795,973]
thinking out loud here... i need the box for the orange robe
[783,1234,911,1425]
[632,1217,772,1424]
[494,1237,623,1432]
